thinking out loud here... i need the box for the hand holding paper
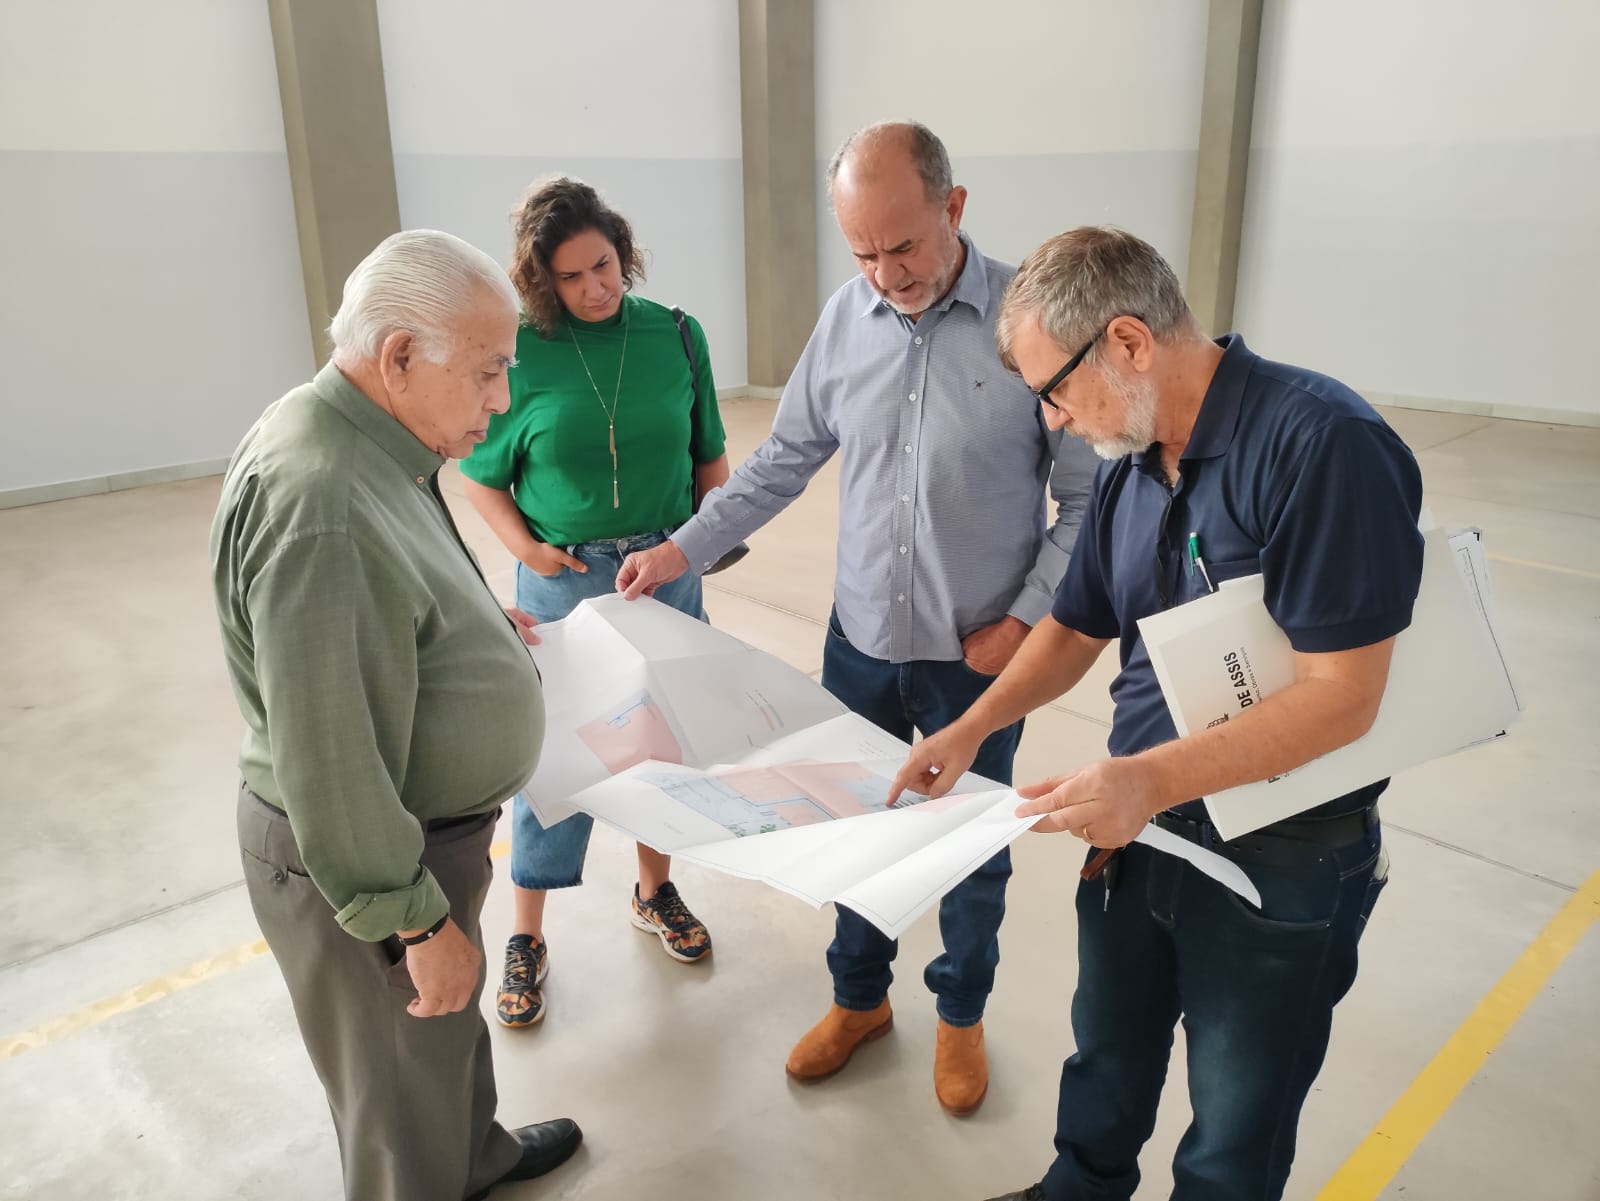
[521,595,1267,935]
[1014,757,1169,847]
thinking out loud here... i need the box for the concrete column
[1186,0,1264,335]
[738,0,819,391]
[268,0,401,367]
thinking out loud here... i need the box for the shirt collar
[313,360,446,481]
[859,231,989,320]
[1129,333,1255,467]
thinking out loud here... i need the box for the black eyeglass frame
[1031,315,1145,410]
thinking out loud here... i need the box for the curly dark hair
[509,176,647,334]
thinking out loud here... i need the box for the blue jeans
[1041,814,1389,1201]
[820,611,1022,1027]
[510,529,705,891]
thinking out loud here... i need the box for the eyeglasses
[1031,330,1101,411]
[1030,315,1143,410]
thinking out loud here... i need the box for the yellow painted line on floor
[0,840,515,1061]
[1486,553,1600,581]
[0,939,271,1060]
[16,840,1589,1201]
[1317,869,1600,1200]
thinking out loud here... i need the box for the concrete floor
[1,397,1596,1200]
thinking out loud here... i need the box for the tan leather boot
[934,1018,989,1115]
[785,1000,894,1081]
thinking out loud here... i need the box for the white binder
[1137,527,1520,840]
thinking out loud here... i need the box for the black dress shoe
[466,1119,582,1200]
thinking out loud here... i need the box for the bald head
[827,120,953,207]
[826,121,967,318]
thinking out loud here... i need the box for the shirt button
[914,336,923,345]
[903,444,912,454]
[901,494,910,503]
[899,545,908,555]
[908,391,917,402]
[897,594,906,603]
[416,476,425,485]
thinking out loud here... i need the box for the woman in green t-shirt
[462,176,729,1029]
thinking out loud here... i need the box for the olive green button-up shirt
[211,362,545,941]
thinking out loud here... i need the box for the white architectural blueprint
[522,595,1258,937]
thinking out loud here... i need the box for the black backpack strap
[671,304,747,572]
[670,305,700,421]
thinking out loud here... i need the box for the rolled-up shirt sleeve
[247,531,448,941]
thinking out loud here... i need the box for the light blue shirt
[673,234,1098,663]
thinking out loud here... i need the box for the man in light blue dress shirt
[618,121,1097,1113]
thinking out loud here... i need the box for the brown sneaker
[785,1000,894,1081]
[934,1018,989,1115]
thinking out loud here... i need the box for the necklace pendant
[570,319,629,514]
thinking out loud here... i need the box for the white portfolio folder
[1136,528,1519,840]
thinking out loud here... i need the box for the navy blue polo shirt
[1052,335,1425,818]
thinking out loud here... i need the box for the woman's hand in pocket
[522,542,587,578]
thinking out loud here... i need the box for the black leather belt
[253,792,489,833]
[424,812,492,833]
[1154,805,1376,867]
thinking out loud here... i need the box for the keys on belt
[1081,846,1122,912]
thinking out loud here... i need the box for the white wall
[813,0,1208,297]
[0,1,312,496]
[376,0,748,390]
[1234,0,1600,421]
[11,0,1591,501]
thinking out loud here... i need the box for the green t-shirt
[461,293,727,546]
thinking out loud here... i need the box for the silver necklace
[568,310,629,508]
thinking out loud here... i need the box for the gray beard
[882,238,962,316]
[1089,372,1160,460]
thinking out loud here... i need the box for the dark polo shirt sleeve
[1260,416,1425,653]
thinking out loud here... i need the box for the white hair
[329,229,518,364]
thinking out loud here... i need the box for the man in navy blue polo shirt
[889,227,1424,1201]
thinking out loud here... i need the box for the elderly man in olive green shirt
[211,230,581,1201]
